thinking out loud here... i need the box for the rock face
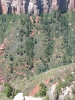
[0,0,75,15]
[13,93,24,100]
[13,93,43,100]
[47,82,58,100]
[59,86,73,100]
[24,96,43,100]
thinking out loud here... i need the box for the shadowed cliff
[0,0,2,14]
[58,0,70,12]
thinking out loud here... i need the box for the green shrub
[38,83,47,97]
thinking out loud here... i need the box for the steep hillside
[0,63,75,100]
[0,11,75,82]
[0,11,75,100]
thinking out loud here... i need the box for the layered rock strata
[0,0,75,15]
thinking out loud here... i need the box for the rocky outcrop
[13,93,24,100]
[0,0,75,15]
[13,93,43,100]
[47,82,58,100]
[59,86,73,100]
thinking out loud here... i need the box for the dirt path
[29,84,40,96]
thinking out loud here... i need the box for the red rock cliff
[0,0,75,15]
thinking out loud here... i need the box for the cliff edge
[0,0,75,15]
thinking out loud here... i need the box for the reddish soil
[31,67,36,73]
[29,78,49,96]
[0,43,6,55]
[35,16,40,23]
[0,44,5,50]
[29,84,40,96]
[14,70,24,75]
[30,30,35,37]
[0,60,4,63]
[30,16,33,23]
[30,16,40,24]
[44,78,50,85]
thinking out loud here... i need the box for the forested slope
[0,11,75,81]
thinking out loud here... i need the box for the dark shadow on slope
[25,0,30,14]
[8,3,12,14]
[36,0,43,15]
[58,0,70,13]
[0,0,3,14]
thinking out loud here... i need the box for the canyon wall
[0,0,75,15]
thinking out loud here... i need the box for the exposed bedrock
[0,0,75,15]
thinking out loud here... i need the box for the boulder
[13,93,24,100]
